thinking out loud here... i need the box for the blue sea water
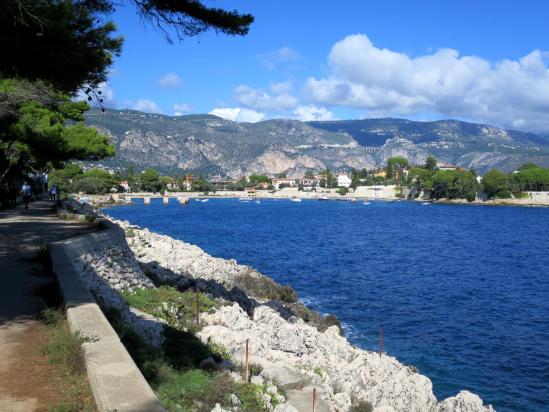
[103,199,549,412]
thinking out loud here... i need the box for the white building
[272,178,297,189]
[298,178,321,191]
[337,173,352,188]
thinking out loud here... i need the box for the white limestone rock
[197,303,494,412]
[210,403,230,412]
[113,219,279,297]
[438,391,495,412]
[95,218,495,412]
[230,393,241,407]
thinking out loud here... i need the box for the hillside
[309,118,549,172]
[84,109,549,176]
[84,109,376,177]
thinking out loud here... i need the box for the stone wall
[50,227,165,412]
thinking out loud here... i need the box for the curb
[50,231,165,412]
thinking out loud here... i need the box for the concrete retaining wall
[524,191,549,204]
[354,185,398,199]
[50,225,165,412]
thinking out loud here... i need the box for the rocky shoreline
[78,216,492,412]
[60,193,496,411]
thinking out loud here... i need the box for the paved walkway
[0,200,96,411]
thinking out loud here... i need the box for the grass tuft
[40,309,89,375]
[39,308,96,411]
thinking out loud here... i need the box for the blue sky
[99,0,549,132]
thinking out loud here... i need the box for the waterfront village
[39,155,549,207]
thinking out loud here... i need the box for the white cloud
[293,105,336,121]
[235,85,298,111]
[173,103,192,115]
[270,81,294,94]
[158,72,183,88]
[209,107,266,123]
[304,34,549,132]
[133,98,162,113]
[257,47,300,70]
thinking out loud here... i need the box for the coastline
[78,187,549,209]
[83,204,495,411]
[431,197,549,207]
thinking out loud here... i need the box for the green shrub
[236,383,269,412]
[121,286,218,331]
[71,176,110,194]
[313,366,325,377]
[208,341,231,362]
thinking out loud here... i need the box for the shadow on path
[0,200,97,410]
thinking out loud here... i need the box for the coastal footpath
[62,202,495,412]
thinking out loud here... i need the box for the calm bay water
[103,199,549,412]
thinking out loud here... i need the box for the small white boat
[239,197,251,202]
[422,202,430,205]
[363,201,371,205]
[290,197,302,202]
[201,199,209,203]
[318,196,329,201]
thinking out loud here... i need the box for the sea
[103,198,549,412]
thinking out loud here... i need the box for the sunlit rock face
[85,109,549,176]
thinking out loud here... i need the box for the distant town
[44,156,549,205]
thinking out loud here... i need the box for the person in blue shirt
[49,185,58,201]
[21,181,32,209]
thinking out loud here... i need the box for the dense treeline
[50,165,215,195]
[407,157,479,201]
[482,163,549,198]
[48,157,549,200]
[408,157,549,201]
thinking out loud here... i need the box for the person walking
[50,185,58,201]
[21,181,32,210]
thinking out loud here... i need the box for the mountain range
[84,109,549,177]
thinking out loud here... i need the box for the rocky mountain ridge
[84,109,549,176]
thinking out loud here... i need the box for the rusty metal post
[196,288,200,324]
[379,326,383,357]
[312,387,317,412]
[244,338,249,383]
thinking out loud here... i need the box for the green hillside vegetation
[407,158,549,200]
[483,164,549,198]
